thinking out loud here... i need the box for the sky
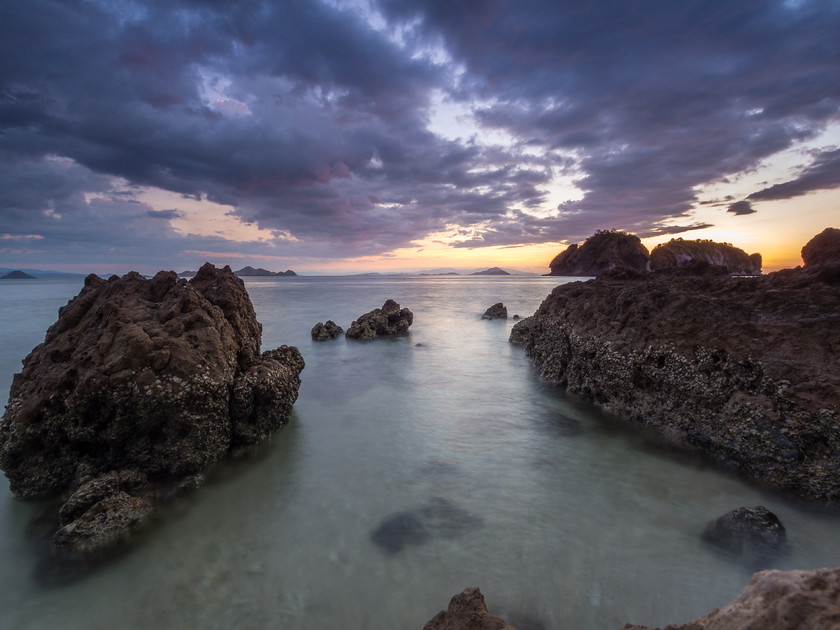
[1,0,838,275]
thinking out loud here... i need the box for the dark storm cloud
[748,148,840,201]
[727,200,757,215]
[1,0,839,265]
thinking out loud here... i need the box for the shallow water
[1,275,839,630]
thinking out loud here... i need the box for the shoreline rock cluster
[312,299,414,341]
[512,239,840,500]
[0,263,304,564]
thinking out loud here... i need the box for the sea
[1,274,839,630]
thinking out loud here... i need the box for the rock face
[346,299,413,340]
[624,567,840,630]
[423,587,515,630]
[702,506,787,567]
[311,320,344,340]
[548,230,649,276]
[482,303,508,320]
[650,239,762,275]
[801,227,840,266]
[0,263,304,560]
[512,234,840,501]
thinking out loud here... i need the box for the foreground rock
[512,231,840,501]
[650,239,762,275]
[311,320,343,340]
[346,299,413,340]
[624,567,840,630]
[702,506,787,567]
[0,263,304,562]
[423,587,515,630]
[482,303,508,320]
[548,230,650,276]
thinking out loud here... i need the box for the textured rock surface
[482,303,508,320]
[624,567,840,630]
[512,249,840,501]
[801,227,840,266]
[423,587,515,630]
[548,230,649,276]
[0,263,304,560]
[346,299,413,340]
[702,506,787,567]
[650,239,762,275]
[311,320,344,340]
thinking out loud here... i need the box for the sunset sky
[1,0,838,275]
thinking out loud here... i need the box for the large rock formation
[423,587,515,630]
[0,263,304,561]
[548,230,650,276]
[801,227,840,266]
[650,239,762,275]
[512,231,840,501]
[624,567,840,630]
[346,299,413,340]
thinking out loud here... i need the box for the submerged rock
[0,263,304,562]
[346,299,413,340]
[482,302,508,320]
[371,497,481,554]
[624,566,840,630]
[311,320,343,340]
[423,587,515,630]
[702,506,787,567]
[514,230,840,502]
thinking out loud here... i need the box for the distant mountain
[1,270,37,279]
[179,270,197,278]
[470,267,511,276]
[0,267,85,279]
[234,266,297,277]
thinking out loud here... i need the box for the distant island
[179,266,297,278]
[0,270,37,280]
[470,267,511,276]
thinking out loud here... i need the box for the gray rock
[311,320,343,340]
[346,299,413,340]
[482,302,508,320]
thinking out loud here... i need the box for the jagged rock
[650,239,762,275]
[509,316,534,345]
[624,567,840,630]
[423,587,515,630]
[802,227,840,266]
[311,320,344,340]
[0,263,304,561]
[514,230,840,501]
[548,230,649,276]
[702,506,787,566]
[346,299,413,340]
[482,303,508,320]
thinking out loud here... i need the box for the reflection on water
[1,275,839,629]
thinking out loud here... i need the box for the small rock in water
[702,505,787,567]
[370,496,481,554]
[311,320,343,340]
[370,512,429,554]
[481,302,507,320]
[346,299,413,340]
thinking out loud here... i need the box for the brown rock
[801,227,840,266]
[548,230,649,276]
[624,567,840,630]
[0,263,304,560]
[311,320,344,340]
[650,239,762,275]
[482,303,508,320]
[423,587,515,630]
[346,299,413,340]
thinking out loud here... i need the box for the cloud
[1,0,839,268]
[748,148,840,201]
[727,200,757,215]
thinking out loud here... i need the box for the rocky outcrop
[0,263,304,561]
[311,320,343,340]
[512,232,840,501]
[423,587,515,630]
[801,227,840,266]
[346,299,413,340]
[624,567,840,630]
[650,239,762,275]
[548,230,650,276]
[702,506,787,567]
[482,303,508,320]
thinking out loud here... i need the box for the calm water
[1,275,839,630]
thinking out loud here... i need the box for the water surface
[1,275,838,630]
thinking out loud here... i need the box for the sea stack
[0,263,304,562]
